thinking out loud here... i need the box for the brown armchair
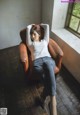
[19,28,63,79]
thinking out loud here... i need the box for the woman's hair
[30,24,44,41]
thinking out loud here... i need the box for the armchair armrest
[19,43,29,73]
[48,38,63,73]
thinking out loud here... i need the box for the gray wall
[0,0,41,49]
[42,0,54,28]
[42,0,80,83]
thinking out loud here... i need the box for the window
[65,3,80,38]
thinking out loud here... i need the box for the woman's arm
[41,24,49,43]
[26,25,33,46]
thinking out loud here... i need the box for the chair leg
[50,96,57,115]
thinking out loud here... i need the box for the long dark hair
[30,24,44,41]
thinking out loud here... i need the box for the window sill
[52,28,80,54]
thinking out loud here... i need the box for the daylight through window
[66,3,80,37]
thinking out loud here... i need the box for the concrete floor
[0,46,80,115]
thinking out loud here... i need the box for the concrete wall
[0,0,41,49]
[42,0,54,28]
[42,0,80,83]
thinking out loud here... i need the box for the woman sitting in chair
[26,23,57,115]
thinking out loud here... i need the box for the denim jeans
[32,56,56,96]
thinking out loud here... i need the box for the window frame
[65,3,80,38]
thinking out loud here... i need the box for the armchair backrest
[20,28,26,44]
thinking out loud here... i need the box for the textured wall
[0,0,41,49]
[42,0,54,28]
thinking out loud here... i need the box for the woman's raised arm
[41,24,49,43]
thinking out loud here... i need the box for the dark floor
[0,46,80,115]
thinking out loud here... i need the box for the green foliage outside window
[69,3,80,34]
[73,3,80,17]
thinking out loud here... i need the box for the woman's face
[31,31,40,41]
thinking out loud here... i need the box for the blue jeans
[32,57,56,96]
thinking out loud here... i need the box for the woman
[26,24,57,115]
